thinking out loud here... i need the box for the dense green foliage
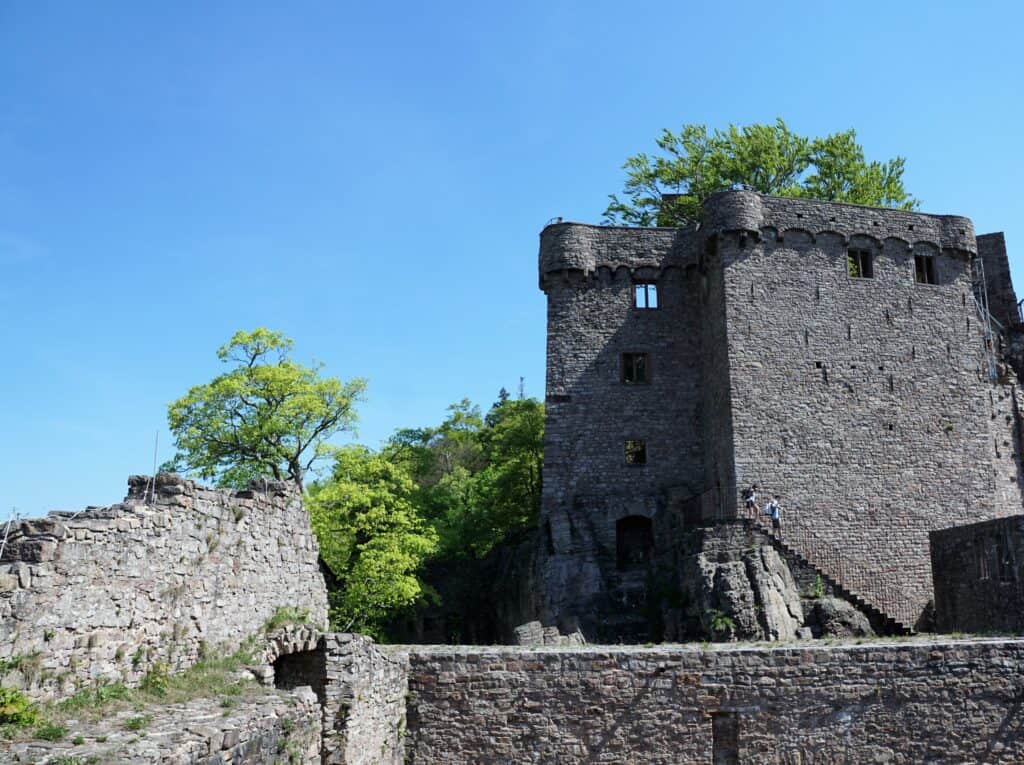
[165,328,366,489]
[165,329,544,638]
[385,391,544,558]
[308,446,440,637]
[311,391,543,637]
[603,118,918,227]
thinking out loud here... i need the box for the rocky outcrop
[802,597,876,638]
[689,526,804,641]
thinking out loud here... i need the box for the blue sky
[2,1,1022,517]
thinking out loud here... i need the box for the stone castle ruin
[536,190,1024,641]
[4,191,1024,761]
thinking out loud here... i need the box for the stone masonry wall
[321,633,409,765]
[403,639,1024,764]
[708,193,1022,627]
[978,232,1019,330]
[0,473,328,701]
[539,230,705,638]
[931,515,1024,633]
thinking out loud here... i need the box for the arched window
[616,515,653,571]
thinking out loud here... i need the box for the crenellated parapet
[538,222,697,290]
[702,191,977,256]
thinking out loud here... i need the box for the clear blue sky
[2,1,1022,518]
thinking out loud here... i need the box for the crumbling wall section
[404,639,1024,763]
[321,633,409,765]
[978,232,1018,329]
[0,474,328,701]
[931,515,1024,632]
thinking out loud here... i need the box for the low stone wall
[322,633,408,765]
[402,638,1024,763]
[4,685,321,764]
[0,474,328,701]
[931,515,1024,633]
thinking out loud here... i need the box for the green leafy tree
[385,394,544,558]
[308,446,439,637]
[165,328,366,490]
[603,118,917,227]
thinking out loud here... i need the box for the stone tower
[537,190,1023,641]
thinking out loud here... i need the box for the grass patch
[265,607,312,632]
[0,639,266,744]
[123,714,151,731]
[34,721,66,741]
[58,683,130,713]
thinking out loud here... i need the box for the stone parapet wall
[0,474,328,701]
[403,639,1024,764]
[322,634,408,765]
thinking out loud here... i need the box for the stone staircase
[742,514,916,635]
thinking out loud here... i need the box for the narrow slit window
[621,353,650,384]
[634,282,658,309]
[847,249,874,279]
[914,255,937,284]
[625,439,647,465]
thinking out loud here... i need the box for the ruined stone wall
[978,232,1019,329]
[707,192,1021,626]
[538,223,704,639]
[321,633,408,765]
[5,685,322,764]
[931,515,1024,633]
[0,474,328,701]
[403,639,1024,764]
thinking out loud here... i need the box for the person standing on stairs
[765,495,782,538]
[743,483,760,518]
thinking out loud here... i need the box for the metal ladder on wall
[973,257,1000,382]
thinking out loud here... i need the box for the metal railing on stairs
[745,508,917,631]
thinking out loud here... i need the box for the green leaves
[602,118,918,227]
[166,328,366,489]
[308,446,439,637]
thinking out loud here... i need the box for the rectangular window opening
[634,282,658,309]
[621,353,650,384]
[847,249,874,279]
[914,255,937,285]
[712,712,740,765]
[625,439,647,465]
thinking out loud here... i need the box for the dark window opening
[915,255,937,284]
[634,282,658,309]
[848,249,874,279]
[997,539,1014,583]
[273,649,327,706]
[622,353,650,384]
[624,439,647,465]
[712,712,740,765]
[616,515,653,571]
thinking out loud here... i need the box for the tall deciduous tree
[308,446,439,637]
[165,328,366,490]
[603,118,917,227]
